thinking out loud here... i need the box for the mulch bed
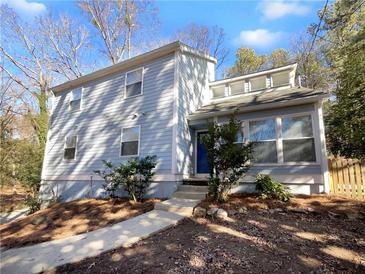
[0,198,160,250]
[50,194,365,274]
[0,184,28,213]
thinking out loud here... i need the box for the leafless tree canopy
[78,0,160,64]
[175,23,229,69]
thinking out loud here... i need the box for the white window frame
[124,67,144,99]
[247,117,278,164]
[280,113,318,164]
[249,76,267,92]
[69,87,83,112]
[120,125,141,157]
[270,71,290,88]
[242,112,319,165]
[63,135,77,161]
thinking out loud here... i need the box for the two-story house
[41,41,330,201]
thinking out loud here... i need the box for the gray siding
[176,52,213,174]
[43,54,175,177]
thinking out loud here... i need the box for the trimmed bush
[255,174,292,202]
[95,155,157,202]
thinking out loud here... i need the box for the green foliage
[320,0,365,158]
[255,174,292,202]
[24,195,42,214]
[202,116,252,202]
[95,155,157,202]
[227,48,291,77]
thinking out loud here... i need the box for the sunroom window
[229,81,245,95]
[250,76,267,91]
[272,71,290,87]
[212,86,225,98]
[121,126,140,156]
[282,115,316,162]
[64,135,77,160]
[249,119,277,163]
[69,88,81,111]
[125,68,143,98]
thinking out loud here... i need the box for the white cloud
[1,0,46,16]
[259,0,310,20]
[233,29,284,49]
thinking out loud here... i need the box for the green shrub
[95,155,157,202]
[24,195,42,214]
[202,116,252,203]
[255,174,292,202]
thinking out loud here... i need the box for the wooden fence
[328,157,365,199]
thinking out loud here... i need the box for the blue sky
[2,0,325,69]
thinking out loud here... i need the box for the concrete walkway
[0,209,184,274]
[0,208,29,224]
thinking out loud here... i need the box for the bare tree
[175,23,229,69]
[78,0,159,64]
[0,5,53,152]
[39,13,91,81]
[290,32,332,90]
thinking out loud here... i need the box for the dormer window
[229,81,245,95]
[271,71,290,87]
[125,68,143,98]
[212,86,225,98]
[69,88,82,111]
[250,76,267,91]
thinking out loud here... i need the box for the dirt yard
[0,198,160,250]
[51,194,365,274]
[0,183,28,213]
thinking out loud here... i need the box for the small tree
[95,155,157,202]
[202,116,252,202]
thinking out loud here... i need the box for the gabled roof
[188,87,330,121]
[51,41,217,94]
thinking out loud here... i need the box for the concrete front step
[172,191,206,200]
[177,185,208,192]
[155,198,200,216]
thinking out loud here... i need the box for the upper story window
[121,126,140,156]
[64,135,77,160]
[249,119,277,163]
[125,68,143,98]
[212,85,225,98]
[249,76,267,92]
[282,115,316,162]
[271,71,290,87]
[229,81,245,95]
[69,88,82,111]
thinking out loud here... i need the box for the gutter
[187,94,330,121]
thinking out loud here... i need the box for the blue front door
[197,132,209,173]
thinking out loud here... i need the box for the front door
[197,132,209,173]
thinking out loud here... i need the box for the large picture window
[69,88,82,111]
[249,119,277,163]
[64,135,77,160]
[125,68,143,98]
[282,115,316,162]
[121,126,140,156]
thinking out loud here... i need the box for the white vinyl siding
[125,68,143,98]
[121,126,140,156]
[69,88,82,111]
[45,54,175,176]
[64,135,77,160]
